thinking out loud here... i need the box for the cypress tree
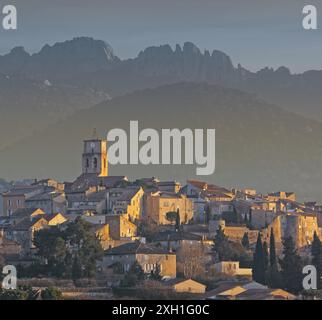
[213,225,228,260]
[263,241,269,275]
[252,233,266,284]
[204,205,210,224]
[269,228,277,266]
[279,236,303,293]
[233,206,240,224]
[242,232,250,250]
[248,209,252,228]
[175,209,181,232]
[311,231,322,289]
[266,228,282,288]
[243,214,248,225]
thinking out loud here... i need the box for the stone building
[101,242,176,278]
[2,185,44,217]
[105,214,137,240]
[107,186,144,221]
[25,191,66,215]
[145,191,193,225]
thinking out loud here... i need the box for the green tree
[269,228,277,266]
[263,241,269,274]
[279,236,303,293]
[137,220,158,242]
[266,228,282,288]
[150,264,162,281]
[120,262,145,287]
[34,218,103,279]
[248,209,252,228]
[213,226,252,267]
[0,254,5,271]
[175,209,181,231]
[0,288,29,300]
[41,287,63,300]
[166,210,181,232]
[311,231,322,289]
[213,225,228,260]
[252,233,266,284]
[233,206,240,224]
[241,232,250,250]
[130,261,145,281]
[204,205,211,224]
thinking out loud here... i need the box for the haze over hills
[0,83,321,201]
[0,73,109,150]
[1,37,321,123]
[1,37,322,200]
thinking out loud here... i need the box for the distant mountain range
[1,37,321,122]
[1,83,322,201]
[1,37,322,200]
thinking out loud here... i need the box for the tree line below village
[214,226,322,295]
[2,215,321,298]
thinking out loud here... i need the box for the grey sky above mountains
[1,0,321,73]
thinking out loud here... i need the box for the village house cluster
[0,137,321,299]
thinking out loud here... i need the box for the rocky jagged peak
[204,50,211,58]
[36,37,119,63]
[275,66,291,76]
[8,46,30,58]
[211,50,234,72]
[212,49,231,61]
[175,44,182,54]
[138,44,174,58]
[183,42,201,55]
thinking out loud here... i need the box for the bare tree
[177,242,206,278]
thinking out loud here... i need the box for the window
[94,158,98,168]
[86,158,89,168]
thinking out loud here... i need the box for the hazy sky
[1,0,322,72]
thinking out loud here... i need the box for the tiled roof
[43,213,68,222]
[187,180,208,190]
[10,216,46,231]
[109,186,141,201]
[105,242,173,255]
[26,191,63,201]
[158,191,182,199]
[3,186,43,197]
[11,208,41,217]
[67,174,127,192]
[153,231,202,242]
[164,278,206,287]
[158,181,180,186]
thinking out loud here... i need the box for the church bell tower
[82,137,108,177]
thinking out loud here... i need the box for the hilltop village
[0,137,321,300]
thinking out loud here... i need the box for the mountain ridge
[1,82,321,201]
[2,37,320,122]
